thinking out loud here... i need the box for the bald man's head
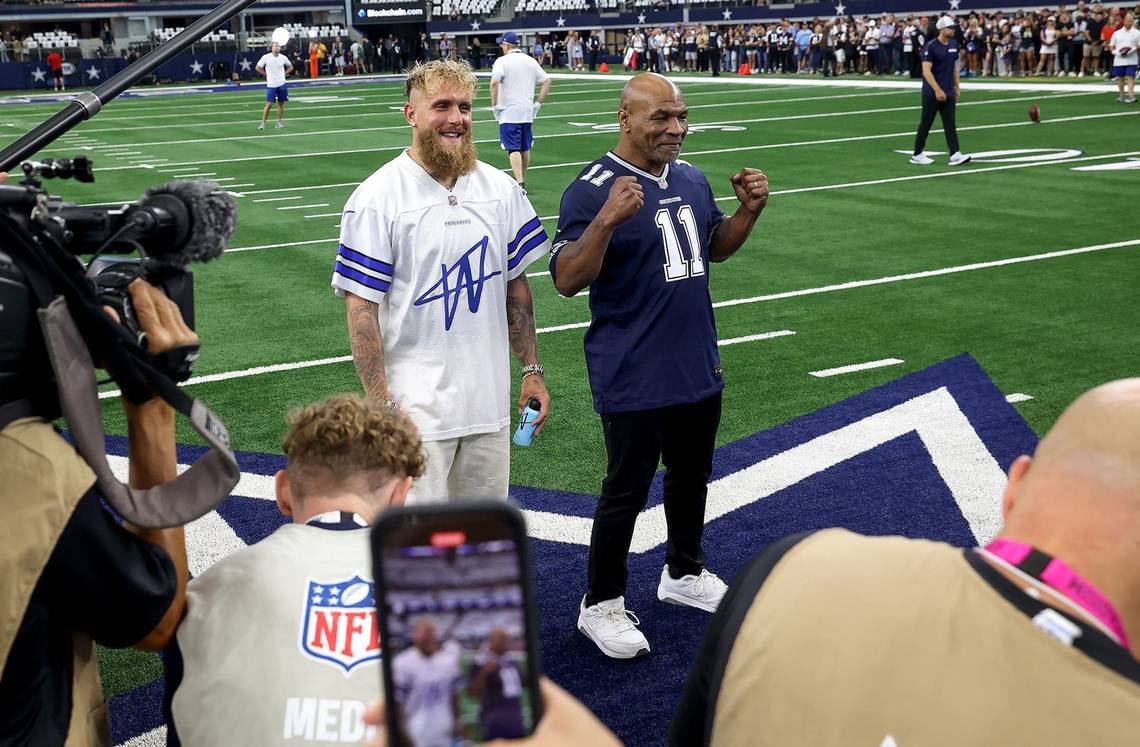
[1001,378,1140,550]
[619,72,681,112]
[616,73,689,171]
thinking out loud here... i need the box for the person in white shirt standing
[332,59,551,505]
[490,31,551,190]
[256,41,293,130]
[392,618,462,747]
[1108,13,1139,102]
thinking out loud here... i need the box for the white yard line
[277,203,329,210]
[1005,393,1035,403]
[305,212,342,218]
[810,358,906,378]
[252,195,304,202]
[541,71,1118,93]
[224,150,1140,259]
[24,82,781,131]
[226,237,335,253]
[527,109,1140,172]
[84,88,1039,149]
[712,238,1140,309]
[719,330,796,346]
[709,149,1140,202]
[97,106,1137,173]
[97,328,794,400]
[81,88,883,147]
[97,237,1140,399]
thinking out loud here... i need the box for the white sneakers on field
[578,566,728,659]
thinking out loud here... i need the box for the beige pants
[408,426,510,504]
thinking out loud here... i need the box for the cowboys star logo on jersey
[299,575,381,674]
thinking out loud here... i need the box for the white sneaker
[910,152,935,165]
[257,122,265,130]
[948,152,972,166]
[577,596,650,659]
[657,566,728,613]
[275,120,284,129]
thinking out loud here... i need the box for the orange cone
[738,63,751,75]
[599,62,609,73]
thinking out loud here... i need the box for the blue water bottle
[513,398,542,446]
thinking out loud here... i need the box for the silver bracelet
[521,364,545,380]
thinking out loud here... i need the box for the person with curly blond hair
[333,59,552,505]
[166,394,425,746]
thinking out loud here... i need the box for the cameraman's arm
[117,280,195,651]
[122,397,186,650]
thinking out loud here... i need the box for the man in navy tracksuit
[911,16,971,166]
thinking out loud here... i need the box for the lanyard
[982,538,1129,649]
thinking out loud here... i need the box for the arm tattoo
[347,297,389,399]
[506,277,539,366]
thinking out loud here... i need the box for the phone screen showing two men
[378,518,537,745]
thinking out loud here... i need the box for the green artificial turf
[6,72,1138,704]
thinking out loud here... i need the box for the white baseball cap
[936,15,956,29]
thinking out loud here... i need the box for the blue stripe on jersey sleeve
[338,244,394,276]
[334,261,391,292]
[507,229,549,271]
[507,216,542,255]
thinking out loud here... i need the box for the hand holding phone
[372,503,545,746]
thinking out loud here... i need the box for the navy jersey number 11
[551,152,726,414]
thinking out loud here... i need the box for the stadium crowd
[592,3,1140,78]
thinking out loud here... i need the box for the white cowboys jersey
[331,151,550,441]
[392,641,463,747]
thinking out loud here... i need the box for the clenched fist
[598,175,644,229]
[730,168,769,216]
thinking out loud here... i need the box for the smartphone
[372,502,544,746]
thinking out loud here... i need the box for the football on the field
[1029,104,1040,122]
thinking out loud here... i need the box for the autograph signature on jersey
[414,235,502,331]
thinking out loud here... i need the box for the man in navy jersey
[467,628,527,739]
[911,15,971,166]
[550,73,769,659]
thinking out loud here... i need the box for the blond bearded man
[332,59,551,505]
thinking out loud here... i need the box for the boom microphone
[49,180,237,263]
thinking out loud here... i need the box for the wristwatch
[521,364,545,380]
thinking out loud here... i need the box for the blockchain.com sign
[348,0,427,23]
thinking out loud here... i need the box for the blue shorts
[1111,64,1137,79]
[499,122,533,153]
[266,85,288,103]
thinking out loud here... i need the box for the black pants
[710,49,721,75]
[914,94,960,155]
[588,49,598,70]
[585,392,722,606]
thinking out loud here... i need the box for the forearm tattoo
[347,298,388,399]
[506,278,539,366]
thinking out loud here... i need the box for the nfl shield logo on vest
[300,576,382,674]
